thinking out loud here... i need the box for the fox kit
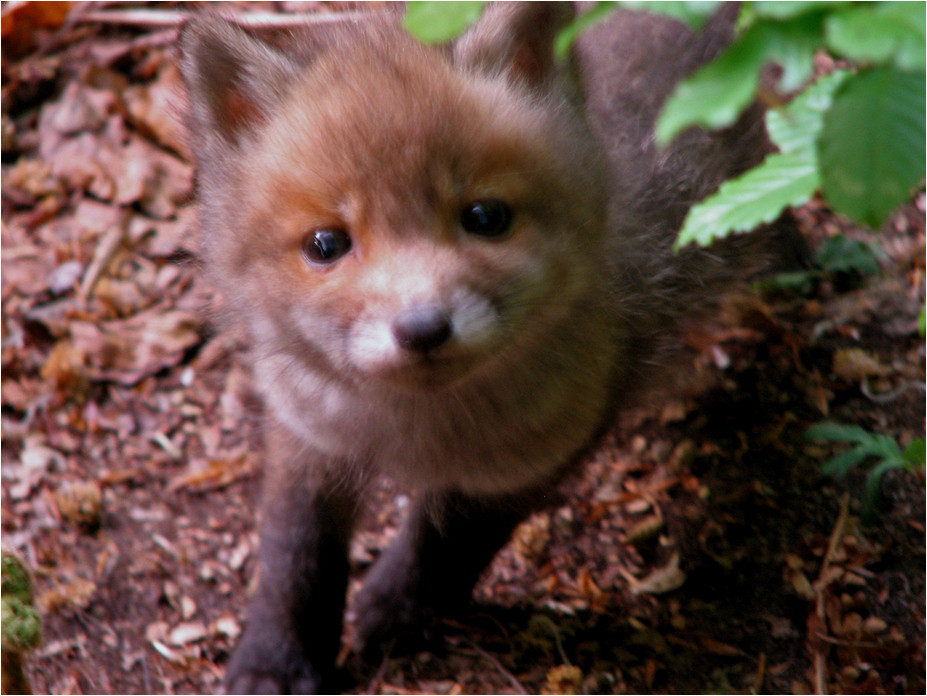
[181,3,775,692]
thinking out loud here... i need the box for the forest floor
[2,3,924,695]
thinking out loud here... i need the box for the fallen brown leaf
[68,307,202,385]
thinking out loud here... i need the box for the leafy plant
[757,232,881,294]
[675,69,848,248]
[653,1,926,246]
[806,423,926,520]
[811,234,882,277]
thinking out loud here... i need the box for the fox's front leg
[223,422,358,695]
[351,485,556,659]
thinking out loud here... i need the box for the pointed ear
[180,18,299,152]
[453,1,576,88]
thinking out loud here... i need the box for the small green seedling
[806,422,926,521]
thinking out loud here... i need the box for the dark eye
[303,228,352,265]
[460,199,513,238]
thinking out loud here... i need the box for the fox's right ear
[180,18,299,153]
[452,2,576,90]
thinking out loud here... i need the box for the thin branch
[76,9,373,29]
[811,492,851,695]
[466,639,528,695]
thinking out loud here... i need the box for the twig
[818,493,851,590]
[465,639,528,695]
[816,634,882,649]
[76,9,373,29]
[79,215,127,300]
[751,652,766,695]
[811,492,851,695]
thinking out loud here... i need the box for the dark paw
[350,583,440,662]
[222,636,324,695]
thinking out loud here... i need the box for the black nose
[392,306,452,353]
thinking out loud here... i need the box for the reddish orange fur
[180,5,776,692]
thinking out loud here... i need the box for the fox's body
[181,3,774,692]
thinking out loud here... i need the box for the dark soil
[2,4,924,695]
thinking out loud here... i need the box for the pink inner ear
[511,43,548,86]
[221,88,264,137]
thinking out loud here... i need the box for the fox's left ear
[180,17,299,155]
[452,1,577,89]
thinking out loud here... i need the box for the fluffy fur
[181,3,775,692]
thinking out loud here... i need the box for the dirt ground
[2,3,924,695]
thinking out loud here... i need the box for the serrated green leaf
[676,148,818,248]
[820,447,870,477]
[764,14,826,91]
[767,70,849,152]
[819,67,926,228]
[656,26,766,144]
[826,5,926,71]
[403,1,487,44]
[555,2,618,59]
[679,71,849,247]
[657,16,826,144]
[813,234,881,276]
[903,438,926,466]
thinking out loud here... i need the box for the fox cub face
[183,14,608,393]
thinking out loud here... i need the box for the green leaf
[919,305,926,337]
[879,0,927,30]
[875,2,926,71]
[878,0,927,47]
[555,2,618,59]
[756,269,819,294]
[820,446,870,477]
[767,70,849,152]
[403,1,487,44]
[675,71,849,248]
[656,25,766,144]
[903,438,927,466]
[819,67,926,228]
[868,433,906,460]
[862,456,906,516]
[763,13,827,92]
[825,3,926,71]
[675,149,818,248]
[657,15,826,144]
[808,423,919,522]
[750,1,850,20]
[805,422,873,444]
[813,234,880,276]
